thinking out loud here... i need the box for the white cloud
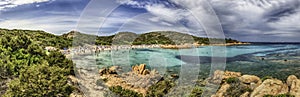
[0,0,50,10]
[0,16,78,34]
[207,0,300,41]
[115,0,208,36]
[116,0,300,41]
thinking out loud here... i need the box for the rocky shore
[210,70,300,97]
[71,63,299,97]
[98,64,162,96]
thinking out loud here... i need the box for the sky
[0,0,299,42]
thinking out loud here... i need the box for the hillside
[0,28,74,96]
[0,28,72,49]
[62,31,241,45]
[0,28,241,48]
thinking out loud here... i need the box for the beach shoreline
[60,42,250,57]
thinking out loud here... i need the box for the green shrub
[4,63,74,97]
[225,77,239,83]
[109,86,143,97]
[189,86,203,97]
[225,82,252,97]
[0,29,75,96]
[146,79,175,97]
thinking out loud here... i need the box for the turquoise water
[92,44,300,80]
[96,44,300,67]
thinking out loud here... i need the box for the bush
[189,86,203,97]
[146,79,175,97]
[0,29,75,96]
[225,81,252,97]
[109,86,143,97]
[225,77,239,83]
[4,63,74,97]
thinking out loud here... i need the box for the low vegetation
[0,29,74,96]
[225,77,240,84]
[146,79,175,97]
[223,77,253,97]
[189,86,204,97]
[264,94,295,97]
[109,86,143,97]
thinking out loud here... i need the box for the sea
[75,43,300,80]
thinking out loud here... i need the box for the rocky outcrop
[98,66,120,76]
[287,75,300,97]
[250,79,289,97]
[132,64,150,75]
[211,83,230,97]
[239,75,261,84]
[239,75,262,89]
[100,64,161,95]
[211,70,299,97]
[224,71,242,79]
[210,70,242,84]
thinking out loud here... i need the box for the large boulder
[132,64,150,75]
[250,79,288,97]
[239,75,262,89]
[287,75,300,96]
[239,75,261,84]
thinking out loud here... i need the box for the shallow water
[93,44,300,80]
